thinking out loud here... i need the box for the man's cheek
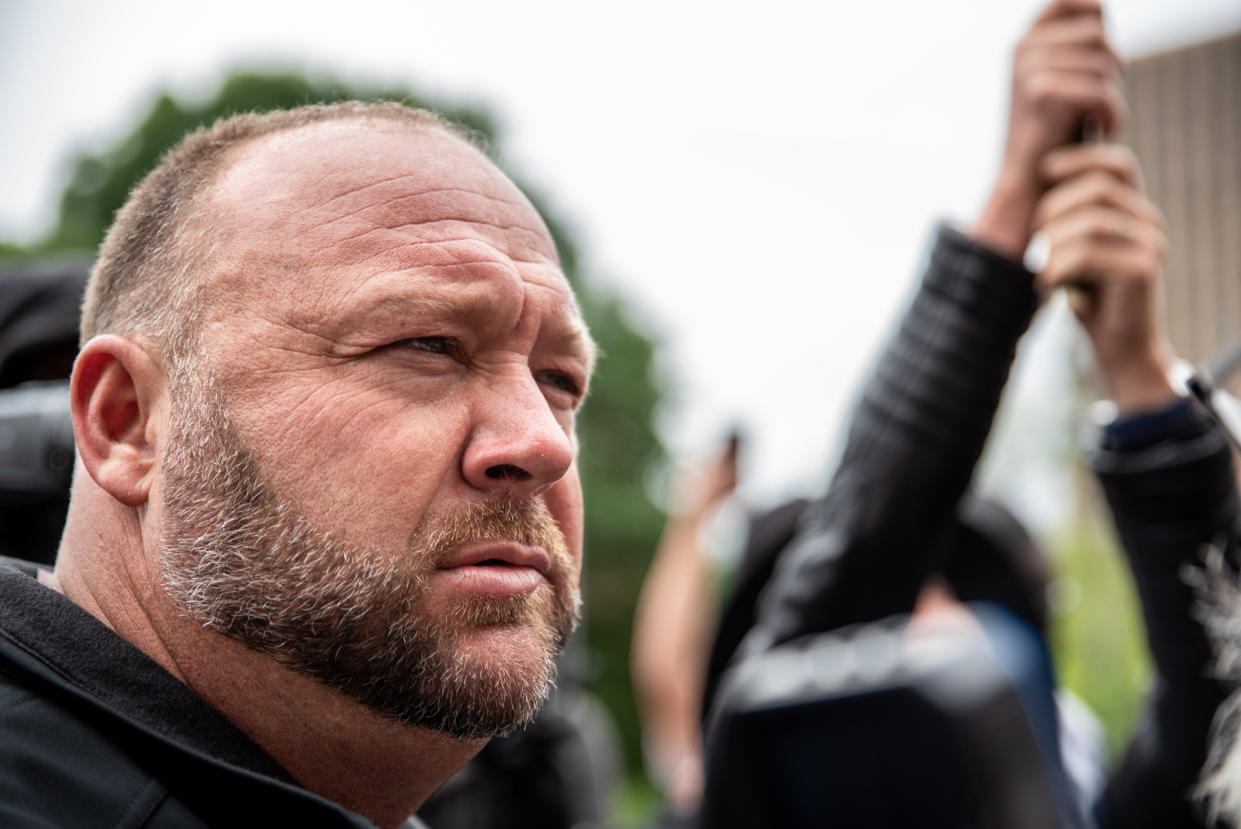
[545,470,585,559]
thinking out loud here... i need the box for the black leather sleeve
[747,225,1038,650]
[1091,413,1241,829]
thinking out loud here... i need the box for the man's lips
[440,540,552,574]
[436,541,553,598]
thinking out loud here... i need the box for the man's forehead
[210,120,558,262]
[198,117,594,362]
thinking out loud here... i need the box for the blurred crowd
[631,1,1241,827]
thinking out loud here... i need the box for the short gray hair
[81,101,474,368]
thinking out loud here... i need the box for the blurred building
[1126,31,1241,392]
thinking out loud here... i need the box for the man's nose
[461,374,575,497]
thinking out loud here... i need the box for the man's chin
[387,628,560,739]
[326,592,567,739]
[449,622,561,680]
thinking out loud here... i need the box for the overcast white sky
[3,0,1238,526]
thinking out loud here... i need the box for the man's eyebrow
[362,288,478,320]
[334,279,502,329]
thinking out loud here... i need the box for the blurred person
[699,489,1056,724]
[637,453,1090,825]
[632,439,740,821]
[705,0,1240,826]
[1035,145,1239,829]
[0,103,594,828]
[0,261,85,389]
[1191,365,1241,825]
[0,261,87,565]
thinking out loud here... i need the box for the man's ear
[71,335,168,507]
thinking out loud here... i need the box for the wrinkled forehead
[209,121,563,268]
[187,120,591,365]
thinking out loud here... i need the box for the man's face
[155,122,592,738]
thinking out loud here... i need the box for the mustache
[418,497,573,567]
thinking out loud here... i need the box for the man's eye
[404,337,460,358]
[537,371,582,399]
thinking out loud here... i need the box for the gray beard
[158,375,581,739]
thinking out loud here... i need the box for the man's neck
[165,622,485,827]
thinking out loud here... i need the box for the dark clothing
[731,225,1238,827]
[0,262,90,565]
[0,560,424,828]
[418,682,615,829]
[701,497,810,718]
[746,226,1040,653]
[0,262,87,390]
[1091,403,1240,828]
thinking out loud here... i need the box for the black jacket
[747,225,1040,651]
[1090,403,1240,827]
[0,559,426,828]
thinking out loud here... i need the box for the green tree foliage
[1049,519,1151,759]
[5,69,667,773]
